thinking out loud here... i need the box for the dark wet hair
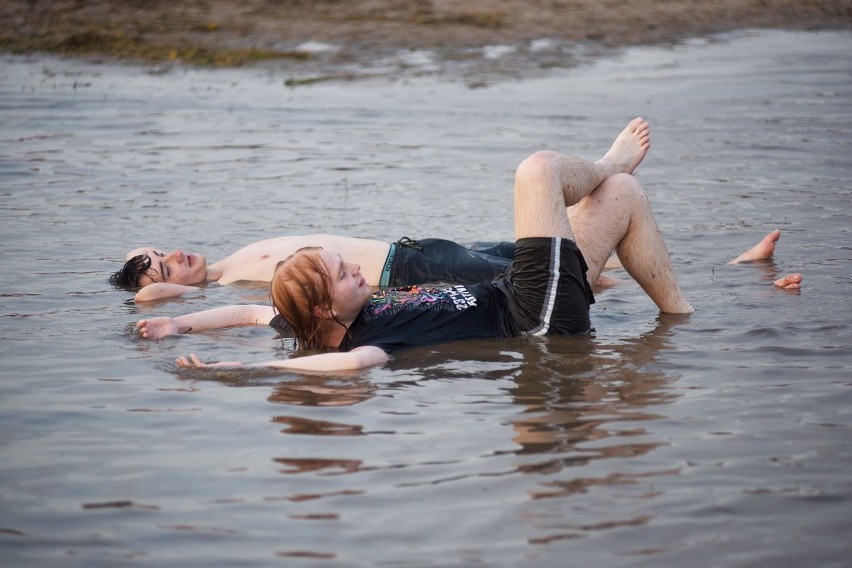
[108,254,153,289]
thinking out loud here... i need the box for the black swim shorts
[496,237,595,336]
[382,237,513,287]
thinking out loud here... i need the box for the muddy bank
[2,0,850,80]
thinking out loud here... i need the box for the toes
[774,273,802,289]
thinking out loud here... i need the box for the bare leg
[513,117,651,241]
[580,119,651,273]
[513,118,692,314]
[569,174,694,313]
[729,229,781,264]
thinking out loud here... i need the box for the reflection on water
[205,318,688,552]
[273,457,365,475]
[503,329,672,533]
[268,375,377,407]
[1,30,851,567]
[273,415,365,436]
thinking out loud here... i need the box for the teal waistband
[379,243,397,287]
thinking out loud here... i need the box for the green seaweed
[0,26,311,67]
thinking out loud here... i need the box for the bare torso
[210,235,391,286]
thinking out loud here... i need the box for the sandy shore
[2,0,850,80]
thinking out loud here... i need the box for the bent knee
[515,151,560,186]
[598,173,647,202]
[607,172,642,189]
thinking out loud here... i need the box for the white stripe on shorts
[528,237,561,336]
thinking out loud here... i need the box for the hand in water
[137,317,179,340]
[176,353,243,369]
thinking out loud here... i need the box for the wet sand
[3,0,851,81]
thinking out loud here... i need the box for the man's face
[126,247,208,286]
[319,249,372,322]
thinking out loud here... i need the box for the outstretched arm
[135,283,201,302]
[137,304,275,340]
[176,346,389,372]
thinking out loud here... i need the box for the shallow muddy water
[1,30,851,567]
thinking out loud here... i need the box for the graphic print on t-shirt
[365,285,477,320]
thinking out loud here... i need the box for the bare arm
[137,304,275,340]
[176,346,389,372]
[134,283,201,302]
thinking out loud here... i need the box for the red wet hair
[270,247,344,351]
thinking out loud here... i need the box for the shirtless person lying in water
[111,235,517,302]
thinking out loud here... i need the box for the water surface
[1,30,851,567]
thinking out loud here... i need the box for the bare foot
[597,117,651,176]
[774,273,802,290]
[729,229,781,264]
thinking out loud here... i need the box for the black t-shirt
[339,284,516,354]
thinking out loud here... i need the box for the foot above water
[729,229,781,264]
[598,117,651,176]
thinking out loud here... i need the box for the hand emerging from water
[136,317,180,340]
[176,353,243,369]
